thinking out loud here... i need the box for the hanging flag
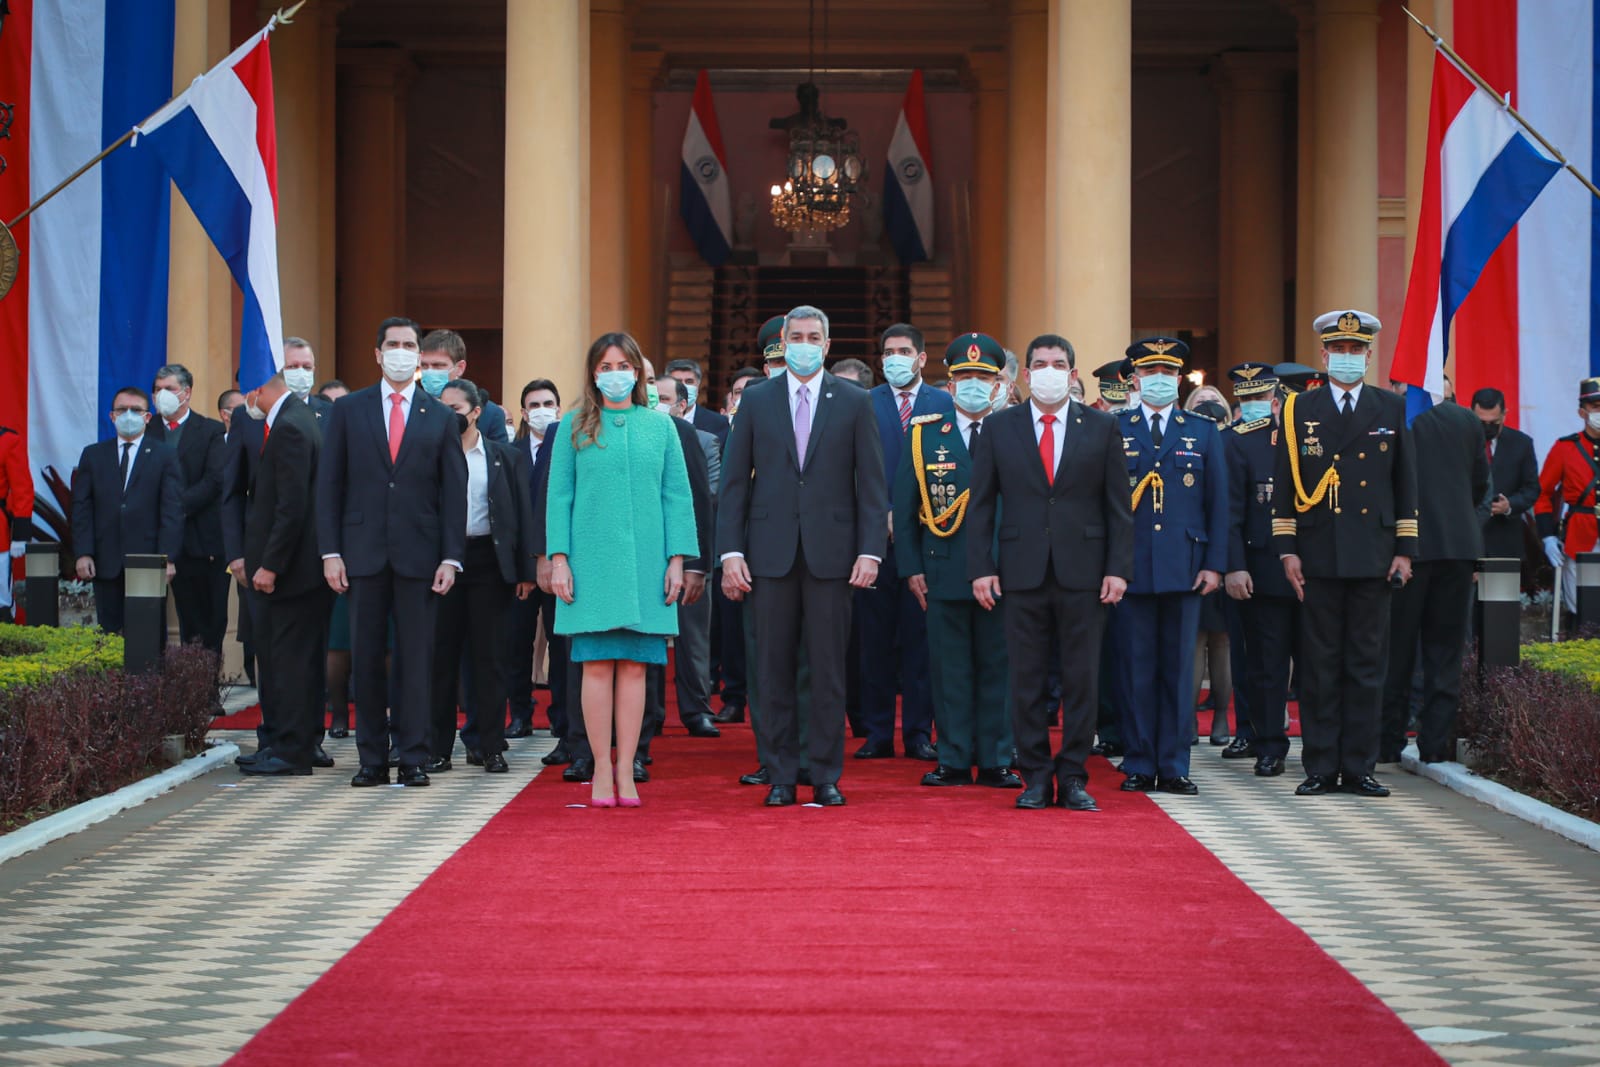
[135,25,284,392]
[884,70,934,265]
[0,0,177,539]
[679,70,732,267]
[1391,41,1562,426]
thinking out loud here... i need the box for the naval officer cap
[1093,358,1132,402]
[1314,309,1382,345]
[1227,361,1279,398]
[757,315,787,360]
[1125,336,1189,370]
[944,332,1006,374]
[1273,362,1325,393]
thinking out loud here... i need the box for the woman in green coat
[547,332,699,806]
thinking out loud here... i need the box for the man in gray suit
[718,305,888,807]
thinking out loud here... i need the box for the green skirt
[569,629,668,665]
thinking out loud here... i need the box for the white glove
[8,541,23,560]
[1543,535,1567,570]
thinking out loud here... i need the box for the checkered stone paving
[1152,740,1600,1066]
[0,712,557,1066]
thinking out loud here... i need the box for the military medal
[1183,472,1195,487]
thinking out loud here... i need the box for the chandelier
[767,1,865,234]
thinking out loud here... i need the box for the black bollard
[24,543,60,627]
[1578,552,1600,633]
[1474,558,1520,667]
[123,554,168,673]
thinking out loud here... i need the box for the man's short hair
[880,323,924,353]
[1471,387,1506,412]
[283,336,312,352]
[316,379,347,398]
[419,328,467,362]
[657,377,682,403]
[1024,334,1076,369]
[376,316,422,347]
[831,358,874,386]
[521,378,561,406]
[153,364,193,390]
[730,366,763,385]
[217,389,242,410]
[115,386,152,407]
[664,359,703,383]
[784,304,830,339]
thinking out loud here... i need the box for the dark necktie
[1341,392,1354,417]
[1151,413,1164,448]
[119,442,132,491]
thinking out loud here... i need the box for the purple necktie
[794,384,812,467]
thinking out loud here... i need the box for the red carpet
[230,719,1439,1065]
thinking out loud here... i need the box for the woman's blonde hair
[572,332,649,449]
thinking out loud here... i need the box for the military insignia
[1148,340,1178,355]
[1130,414,1142,424]
[1181,436,1196,450]
[1237,365,1262,381]
[1380,441,1388,452]
[1174,415,1185,425]
[1183,472,1195,488]
[1123,436,1134,447]
[941,423,952,434]
[1338,311,1360,334]
[1271,429,1279,447]
[967,343,982,362]
[935,446,950,462]
[1130,476,1138,487]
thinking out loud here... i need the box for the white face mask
[154,389,182,419]
[283,367,315,396]
[381,348,419,382]
[1587,411,1600,434]
[656,402,675,416]
[1029,367,1072,406]
[526,408,559,437]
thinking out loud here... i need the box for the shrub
[1521,638,1600,690]
[0,623,123,691]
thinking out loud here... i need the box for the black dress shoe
[976,767,1023,788]
[812,783,846,806]
[684,715,721,738]
[905,741,938,762]
[484,753,509,773]
[1158,775,1199,795]
[397,765,431,787]
[1015,781,1053,809]
[1057,778,1099,811]
[922,765,972,786]
[739,766,770,786]
[1208,734,1231,746]
[1091,741,1125,757]
[328,724,350,739]
[351,765,390,787]
[465,749,485,766]
[1344,774,1391,797]
[312,745,334,768]
[426,756,453,773]
[504,721,534,739]
[240,755,312,776]
[1295,774,1335,796]
[854,739,894,759]
[235,748,267,766]
[712,704,746,724]
[1220,737,1256,759]
[1254,756,1285,777]
[563,758,594,783]
[633,759,649,783]
[1120,773,1156,792]
[765,785,796,807]
[541,743,572,767]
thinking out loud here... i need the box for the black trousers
[1238,593,1297,760]
[256,585,333,767]
[1004,575,1105,786]
[711,578,747,712]
[171,553,229,654]
[750,548,853,788]
[1381,558,1474,762]
[349,566,438,771]
[508,589,569,735]
[93,575,127,634]
[1299,576,1390,779]
[856,549,934,748]
[430,539,515,759]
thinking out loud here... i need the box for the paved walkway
[1,706,1597,1065]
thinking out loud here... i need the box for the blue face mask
[1327,353,1368,386]
[596,370,637,403]
[1138,373,1179,408]
[784,342,825,378]
[682,382,698,408]
[418,369,451,397]
[1240,399,1273,422]
[113,410,146,437]
[882,355,918,388]
[954,378,996,414]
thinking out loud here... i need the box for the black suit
[1482,424,1539,560]
[246,397,334,768]
[148,412,229,653]
[511,432,569,736]
[715,372,888,788]
[691,404,730,446]
[71,434,185,634]
[1382,401,1489,762]
[966,400,1133,791]
[317,383,468,772]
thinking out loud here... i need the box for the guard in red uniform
[0,424,36,622]
[1535,377,1600,616]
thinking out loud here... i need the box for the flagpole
[1,0,308,232]
[1402,5,1600,201]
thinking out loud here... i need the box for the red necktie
[898,391,913,430]
[1039,414,1056,486]
[388,392,406,463]
[261,422,270,453]
[1485,439,1493,466]
[167,420,179,431]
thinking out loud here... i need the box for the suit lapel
[802,377,835,473]
[395,396,430,469]
[127,441,159,494]
[1051,401,1083,484]
[367,388,396,470]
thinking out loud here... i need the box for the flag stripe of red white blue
[884,70,934,265]
[679,70,732,267]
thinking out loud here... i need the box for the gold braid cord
[1131,471,1164,513]
[911,422,968,538]
[1283,391,1340,513]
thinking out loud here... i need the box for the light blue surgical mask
[954,378,997,414]
[883,354,918,388]
[1138,373,1179,408]
[114,411,146,437]
[1327,353,1368,386]
[646,384,660,408]
[1240,399,1272,422]
[418,369,451,397]
[784,342,824,378]
[682,382,698,408]
[596,370,637,403]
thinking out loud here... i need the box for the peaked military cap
[944,332,1006,373]
[1274,362,1325,393]
[1582,377,1600,403]
[1314,308,1381,345]
[1228,361,1279,398]
[757,315,787,359]
[1093,358,1132,402]
[1126,336,1189,370]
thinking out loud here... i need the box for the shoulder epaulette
[0,427,13,437]
[910,413,943,426]
[1185,409,1217,423]
[1559,432,1582,444]
[1232,417,1271,435]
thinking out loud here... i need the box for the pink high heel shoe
[589,764,617,808]
[616,766,642,808]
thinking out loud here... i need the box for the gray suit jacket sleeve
[852,393,889,560]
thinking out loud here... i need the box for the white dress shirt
[381,378,416,446]
[1141,401,1177,438]
[117,434,145,489]
[464,436,491,537]
[265,390,290,429]
[788,371,820,421]
[957,411,983,452]
[1330,380,1364,413]
[894,380,923,415]
[1030,400,1067,474]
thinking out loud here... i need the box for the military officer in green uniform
[1090,357,1134,756]
[893,332,1020,787]
[1093,358,1134,413]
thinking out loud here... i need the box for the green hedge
[0,624,124,692]
[1521,639,1600,690]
